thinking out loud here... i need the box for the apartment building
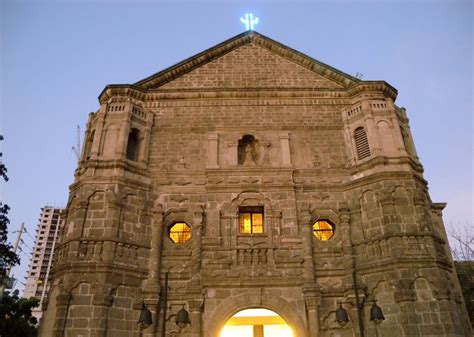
[24,206,63,320]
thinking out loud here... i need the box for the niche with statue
[238,134,260,166]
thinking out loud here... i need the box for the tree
[0,135,39,337]
[0,289,39,337]
[0,134,19,289]
[447,222,474,324]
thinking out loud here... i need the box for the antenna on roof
[71,125,81,162]
[355,72,364,79]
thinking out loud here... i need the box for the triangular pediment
[134,31,359,90]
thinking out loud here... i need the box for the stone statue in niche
[238,134,259,166]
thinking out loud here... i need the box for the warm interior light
[169,222,191,244]
[312,220,334,241]
[220,308,293,337]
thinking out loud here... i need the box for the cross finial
[240,13,259,31]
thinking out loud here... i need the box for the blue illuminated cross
[240,13,259,31]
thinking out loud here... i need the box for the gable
[158,43,345,90]
[133,31,359,91]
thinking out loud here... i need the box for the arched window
[126,128,140,161]
[354,127,371,160]
[312,220,335,241]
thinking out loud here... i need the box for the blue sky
[1,0,472,290]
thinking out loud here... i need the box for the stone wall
[39,31,471,337]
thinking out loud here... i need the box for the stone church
[39,31,471,337]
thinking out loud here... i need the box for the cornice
[98,82,397,106]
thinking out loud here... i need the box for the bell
[176,306,191,328]
[370,302,385,323]
[137,306,153,328]
[335,304,350,326]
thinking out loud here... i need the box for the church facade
[40,31,471,337]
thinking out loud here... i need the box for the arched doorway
[220,308,294,337]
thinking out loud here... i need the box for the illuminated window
[312,220,335,241]
[169,222,191,244]
[239,206,264,234]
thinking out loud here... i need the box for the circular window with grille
[312,220,335,241]
[169,222,191,244]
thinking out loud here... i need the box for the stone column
[73,200,88,239]
[227,141,238,166]
[389,115,408,156]
[298,205,315,280]
[143,204,164,337]
[117,109,132,159]
[207,132,219,168]
[90,105,107,160]
[343,122,356,165]
[191,206,205,276]
[279,132,292,167]
[188,299,204,337]
[361,101,382,156]
[140,112,154,165]
[143,204,164,294]
[303,285,321,336]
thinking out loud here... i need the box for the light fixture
[335,304,350,326]
[137,304,152,329]
[370,302,385,323]
[137,272,191,335]
[176,306,191,329]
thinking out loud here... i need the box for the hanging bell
[176,306,191,328]
[137,306,153,328]
[370,302,385,323]
[335,304,350,326]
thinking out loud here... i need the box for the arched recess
[38,284,60,336]
[81,190,107,237]
[63,195,80,240]
[376,120,397,157]
[358,189,383,240]
[117,193,143,241]
[63,281,96,337]
[391,186,417,233]
[204,292,307,337]
[370,280,402,337]
[100,125,119,159]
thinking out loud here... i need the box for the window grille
[354,127,371,160]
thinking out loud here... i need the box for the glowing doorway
[220,308,294,337]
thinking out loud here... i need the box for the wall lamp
[336,300,385,337]
[137,272,191,335]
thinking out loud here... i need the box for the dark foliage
[0,290,39,337]
[1,135,20,277]
[454,261,474,325]
[0,203,20,275]
[1,135,35,337]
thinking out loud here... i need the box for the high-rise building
[24,206,63,320]
[39,31,471,337]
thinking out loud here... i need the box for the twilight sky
[1,0,472,290]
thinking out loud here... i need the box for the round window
[312,220,335,241]
[169,222,191,244]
